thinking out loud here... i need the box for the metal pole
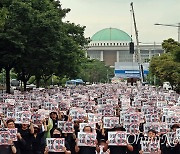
[130,2,141,63]
[155,23,180,43]
[130,2,143,83]
[178,23,180,43]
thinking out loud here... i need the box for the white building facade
[87,28,164,78]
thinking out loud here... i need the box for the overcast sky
[60,0,180,44]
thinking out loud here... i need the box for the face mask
[34,129,39,133]
[53,134,61,138]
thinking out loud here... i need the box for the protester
[75,126,99,154]
[0,83,179,154]
[6,119,26,154]
[96,139,110,154]
[139,129,161,154]
[32,121,47,154]
[18,122,34,154]
[44,128,71,154]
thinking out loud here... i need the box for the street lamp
[154,23,180,42]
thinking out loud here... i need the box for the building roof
[91,28,131,41]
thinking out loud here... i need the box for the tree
[149,38,180,92]
[162,38,180,53]
[78,59,113,83]
[0,0,89,91]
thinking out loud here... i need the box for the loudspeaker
[129,42,134,54]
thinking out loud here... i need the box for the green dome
[91,28,131,41]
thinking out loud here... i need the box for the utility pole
[154,23,180,42]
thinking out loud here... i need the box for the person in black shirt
[44,128,71,154]
[108,125,134,154]
[63,133,76,154]
[6,119,26,154]
[75,126,99,154]
[139,129,161,154]
[18,122,34,154]
[161,124,180,154]
[32,122,47,154]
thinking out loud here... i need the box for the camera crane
[130,2,144,83]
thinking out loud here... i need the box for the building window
[107,43,109,46]
[101,43,102,46]
[122,43,124,46]
[117,43,118,46]
[98,43,99,46]
[114,43,116,46]
[104,43,106,46]
[110,43,112,46]
[120,43,121,46]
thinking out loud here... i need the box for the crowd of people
[0,82,179,154]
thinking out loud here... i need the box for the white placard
[46,138,65,152]
[77,132,97,147]
[0,131,10,145]
[108,131,127,146]
[21,111,31,124]
[7,128,17,141]
[143,123,160,133]
[79,123,96,132]
[140,140,160,153]
[57,121,74,133]
[32,113,42,125]
[176,128,180,142]
[103,117,119,129]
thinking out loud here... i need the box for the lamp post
[154,23,180,42]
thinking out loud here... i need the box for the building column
[116,51,119,62]
[100,51,103,61]
[149,49,151,59]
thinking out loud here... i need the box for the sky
[60,0,180,44]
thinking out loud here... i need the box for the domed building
[87,28,164,78]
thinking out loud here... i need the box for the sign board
[103,117,119,129]
[108,131,127,146]
[0,131,10,145]
[46,138,65,152]
[57,121,74,133]
[32,113,42,125]
[77,132,96,147]
[7,128,17,141]
[140,140,160,153]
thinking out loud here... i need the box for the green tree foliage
[0,0,88,92]
[78,59,113,83]
[149,38,180,92]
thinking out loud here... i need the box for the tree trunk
[5,67,11,94]
[44,79,48,88]
[36,76,40,88]
[21,69,29,92]
[23,80,27,91]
